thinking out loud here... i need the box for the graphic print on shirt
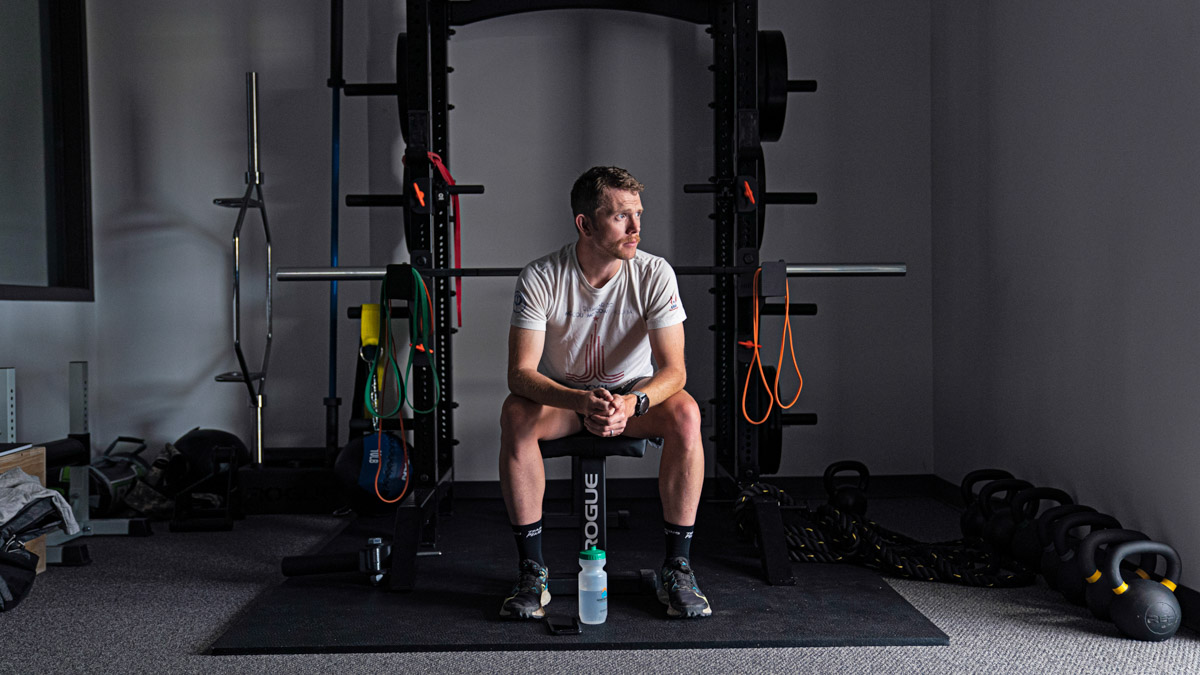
[564,316,625,384]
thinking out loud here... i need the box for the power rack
[278,0,906,589]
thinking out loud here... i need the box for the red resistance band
[426,152,463,326]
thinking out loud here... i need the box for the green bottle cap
[578,545,606,560]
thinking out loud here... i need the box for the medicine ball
[334,432,413,516]
[171,428,251,490]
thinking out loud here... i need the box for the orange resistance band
[740,268,803,425]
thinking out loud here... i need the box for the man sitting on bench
[498,166,711,620]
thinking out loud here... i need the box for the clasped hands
[580,388,632,438]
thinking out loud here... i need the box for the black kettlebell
[1034,504,1096,579]
[959,469,1014,539]
[1106,540,1183,641]
[1079,529,1152,621]
[1008,487,1074,569]
[977,480,1033,556]
[823,461,869,516]
[1049,511,1121,597]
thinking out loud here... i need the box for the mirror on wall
[0,0,92,301]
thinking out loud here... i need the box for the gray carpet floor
[1,496,1195,674]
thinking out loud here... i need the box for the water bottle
[577,546,608,625]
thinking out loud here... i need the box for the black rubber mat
[211,497,948,653]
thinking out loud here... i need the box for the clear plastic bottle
[577,546,608,625]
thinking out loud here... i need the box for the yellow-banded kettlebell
[1078,529,1152,621]
[1106,540,1183,641]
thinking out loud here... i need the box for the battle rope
[734,482,1035,587]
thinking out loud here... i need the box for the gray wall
[932,2,1200,567]
[82,0,370,451]
[3,3,932,489]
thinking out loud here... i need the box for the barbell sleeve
[245,72,262,185]
[786,264,906,276]
[278,267,387,281]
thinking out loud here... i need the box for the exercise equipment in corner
[1105,540,1183,641]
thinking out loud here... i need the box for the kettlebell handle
[1010,487,1073,524]
[823,460,869,495]
[1107,540,1182,595]
[1051,511,1121,557]
[1078,529,1149,583]
[976,479,1033,519]
[1037,504,1096,547]
[959,469,1013,505]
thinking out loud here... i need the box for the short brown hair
[570,166,645,219]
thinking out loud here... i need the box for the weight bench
[539,431,661,595]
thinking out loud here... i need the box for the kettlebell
[976,480,1033,556]
[1048,511,1121,596]
[1008,487,1074,569]
[1106,540,1183,641]
[823,460,869,516]
[1034,504,1096,578]
[1079,529,1152,620]
[959,469,1014,539]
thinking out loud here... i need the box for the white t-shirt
[511,242,686,390]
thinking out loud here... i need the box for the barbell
[276,263,907,282]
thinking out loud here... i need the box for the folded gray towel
[0,467,81,536]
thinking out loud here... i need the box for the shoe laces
[514,561,546,593]
[662,558,696,591]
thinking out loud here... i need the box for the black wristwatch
[631,390,650,417]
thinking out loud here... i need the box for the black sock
[512,519,544,568]
[664,521,694,562]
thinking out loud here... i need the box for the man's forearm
[509,368,587,413]
[626,365,686,413]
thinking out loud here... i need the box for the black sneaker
[499,559,550,619]
[657,557,712,618]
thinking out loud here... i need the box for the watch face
[636,392,649,416]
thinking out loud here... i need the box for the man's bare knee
[661,392,702,442]
[501,394,541,435]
